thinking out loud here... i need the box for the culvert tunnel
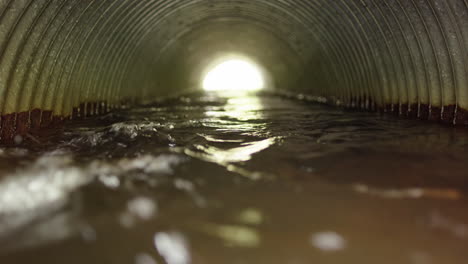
[1,0,468,263]
[1,0,468,140]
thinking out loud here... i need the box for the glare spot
[204,224,261,248]
[238,208,264,225]
[203,59,264,91]
[154,232,191,264]
[194,138,276,164]
[310,231,347,252]
[117,154,185,175]
[98,174,120,189]
[174,179,195,192]
[120,197,157,228]
[127,197,157,220]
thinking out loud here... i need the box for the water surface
[1,91,468,264]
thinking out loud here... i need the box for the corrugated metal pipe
[0,0,467,142]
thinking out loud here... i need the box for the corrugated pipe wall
[0,0,467,142]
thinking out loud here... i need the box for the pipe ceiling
[0,0,467,141]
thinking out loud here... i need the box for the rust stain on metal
[408,104,418,119]
[0,101,110,143]
[455,108,468,125]
[441,105,456,124]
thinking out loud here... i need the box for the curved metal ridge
[0,0,466,142]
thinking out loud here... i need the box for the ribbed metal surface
[0,0,467,141]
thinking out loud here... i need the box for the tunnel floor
[0,91,468,263]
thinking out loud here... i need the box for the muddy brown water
[0,91,467,264]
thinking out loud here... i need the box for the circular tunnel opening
[202,57,266,92]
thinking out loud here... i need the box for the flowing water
[1,91,468,264]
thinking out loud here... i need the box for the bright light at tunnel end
[202,59,265,92]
